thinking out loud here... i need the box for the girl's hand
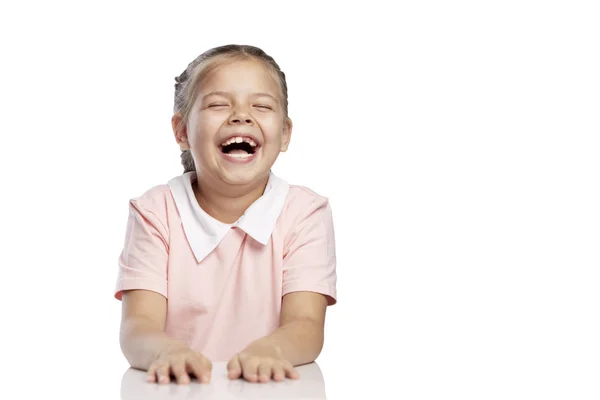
[226,341,299,383]
[147,346,212,385]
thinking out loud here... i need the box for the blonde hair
[173,44,290,173]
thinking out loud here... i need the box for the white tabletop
[120,361,327,399]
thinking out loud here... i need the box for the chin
[219,168,269,186]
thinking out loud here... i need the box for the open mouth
[221,141,256,155]
[219,136,259,157]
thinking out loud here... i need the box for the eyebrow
[202,91,279,102]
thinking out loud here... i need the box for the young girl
[114,44,337,385]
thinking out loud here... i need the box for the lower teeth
[227,152,252,158]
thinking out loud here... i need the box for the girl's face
[175,59,291,187]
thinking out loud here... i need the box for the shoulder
[280,182,332,227]
[277,182,335,253]
[126,177,181,230]
[286,184,329,208]
[129,183,174,212]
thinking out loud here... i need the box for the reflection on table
[120,361,327,399]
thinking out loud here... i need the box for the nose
[228,107,254,125]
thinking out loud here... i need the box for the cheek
[190,118,219,143]
[258,115,284,135]
[263,130,283,147]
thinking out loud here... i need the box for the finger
[241,357,260,382]
[190,355,212,383]
[283,361,299,380]
[156,362,171,384]
[147,363,158,383]
[272,364,286,382]
[171,359,190,385]
[227,355,242,380]
[203,356,213,379]
[258,362,273,383]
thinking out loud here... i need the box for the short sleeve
[282,197,337,305]
[114,199,169,301]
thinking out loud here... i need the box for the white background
[1,1,598,399]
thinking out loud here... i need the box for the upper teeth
[222,136,258,147]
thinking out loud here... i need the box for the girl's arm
[227,291,328,382]
[119,289,186,370]
[265,290,328,366]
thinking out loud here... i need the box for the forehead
[199,59,280,96]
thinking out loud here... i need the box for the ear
[280,117,293,152]
[172,113,190,150]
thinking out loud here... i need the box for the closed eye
[254,105,272,110]
[208,104,228,108]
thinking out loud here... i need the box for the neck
[192,172,270,224]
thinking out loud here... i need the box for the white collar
[168,171,290,263]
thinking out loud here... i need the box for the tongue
[228,149,249,155]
